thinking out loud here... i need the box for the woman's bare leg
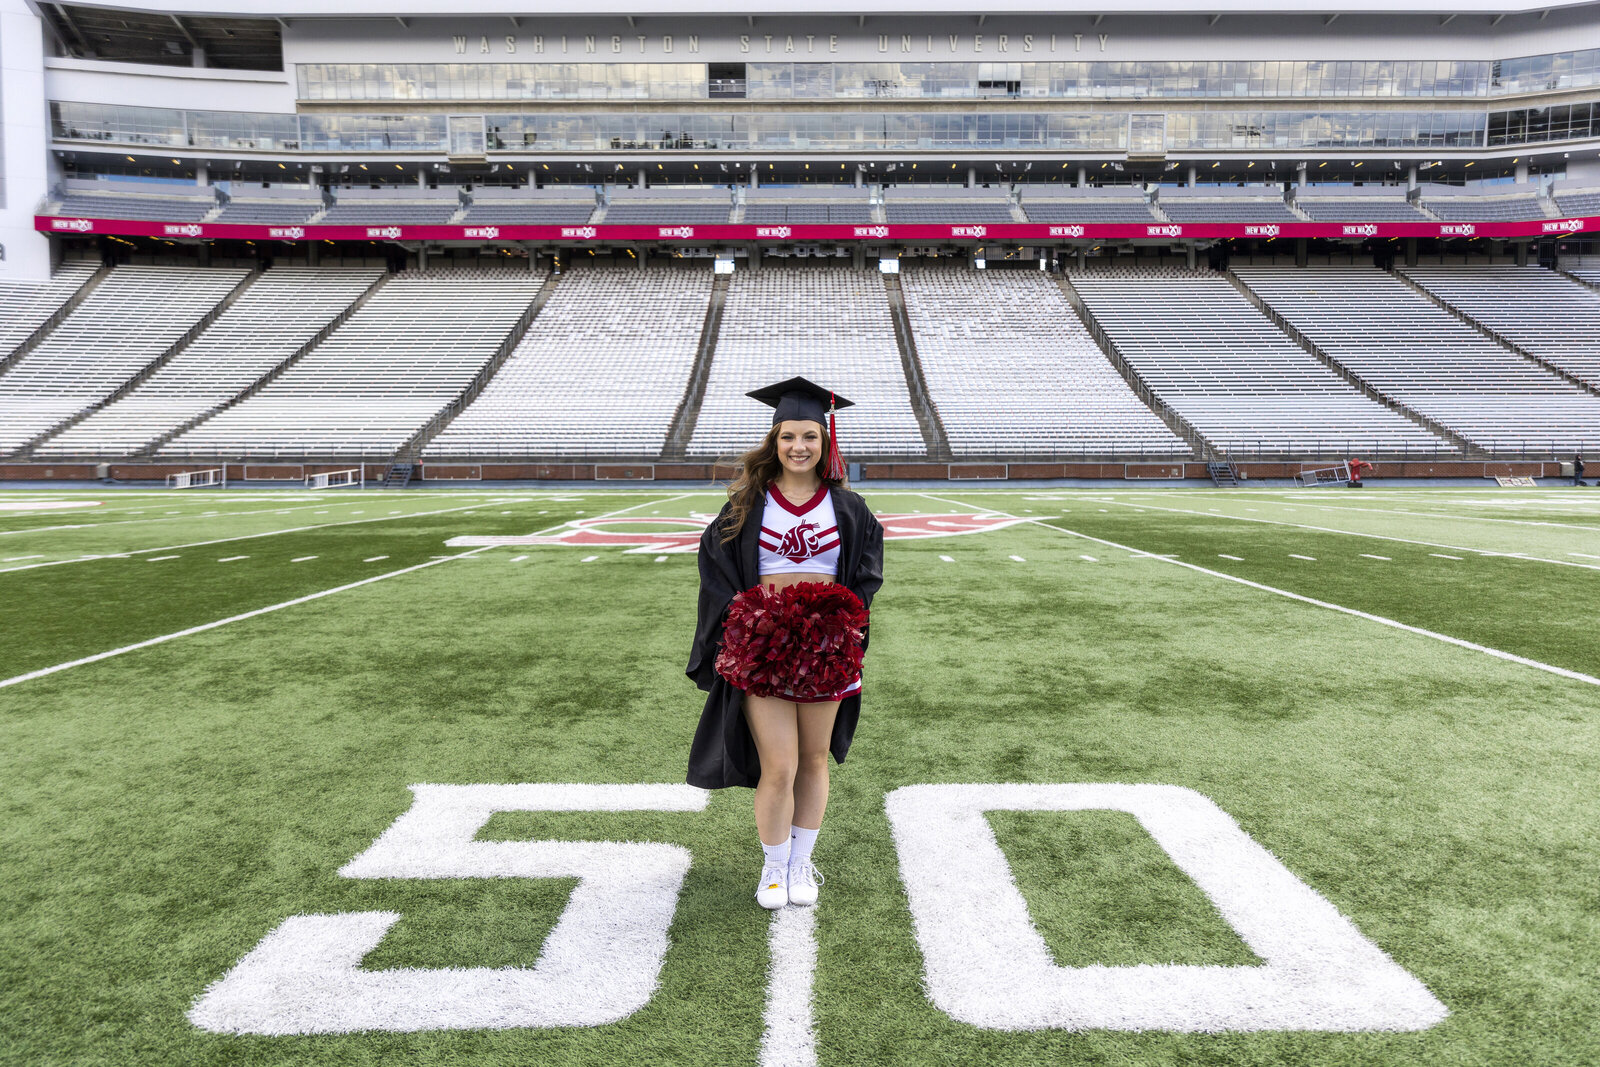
[792,701,841,830]
[744,694,801,845]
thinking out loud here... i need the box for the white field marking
[351,511,363,515]
[1359,554,1391,561]
[1572,552,1600,559]
[1010,555,1026,562]
[501,511,512,515]
[147,555,180,562]
[1219,554,1245,561]
[939,555,955,562]
[315,511,329,515]
[1430,554,1464,560]
[0,500,548,576]
[1079,555,1098,562]
[0,500,101,512]
[364,556,389,563]
[390,510,402,515]
[654,556,668,563]
[167,511,180,515]
[919,493,1600,689]
[582,555,598,562]
[511,555,529,562]
[0,498,672,693]
[291,556,318,563]
[886,784,1448,1032]
[1261,498,1600,535]
[1289,554,1317,561]
[190,783,708,1035]
[1098,498,1600,574]
[218,556,249,563]
[760,907,819,1067]
[202,511,218,516]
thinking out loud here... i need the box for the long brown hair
[721,422,847,543]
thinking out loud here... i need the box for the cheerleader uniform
[756,483,862,702]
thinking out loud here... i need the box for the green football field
[2,484,1597,1067]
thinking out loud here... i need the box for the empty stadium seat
[0,262,98,358]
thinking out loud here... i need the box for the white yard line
[759,907,818,1067]
[1093,498,1600,574]
[920,493,1600,690]
[1255,498,1600,534]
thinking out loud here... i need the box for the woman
[686,376,884,909]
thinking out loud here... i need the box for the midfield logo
[755,226,793,238]
[1244,224,1280,238]
[1147,224,1182,237]
[1341,223,1379,237]
[366,226,403,239]
[658,225,695,238]
[267,226,306,240]
[164,224,204,237]
[951,225,987,238]
[51,218,93,232]
[1439,223,1476,237]
[1048,225,1086,237]
[561,226,598,239]
[464,226,500,239]
[1541,218,1584,233]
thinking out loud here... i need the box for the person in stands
[686,378,884,911]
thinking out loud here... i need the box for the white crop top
[758,484,841,576]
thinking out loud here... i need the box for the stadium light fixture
[126,155,135,162]
[359,164,367,170]
[1211,161,1220,168]
[1465,160,1475,167]
[171,158,180,164]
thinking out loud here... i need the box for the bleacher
[1421,192,1549,221]
[900,268,1188,455]
[159,271,543,457]
[0,262,98,357]
[425,270,709,457]
[319,198,458,225]
[0,266,248,453]
[1158,190,1299,224]
[1294,196,1433,222]
[1021,192,1157,224]
[884,189,1015,224]
[1233,266,1600,451]
[1069,268,1450,455]
[36,268,383,456]
[461,198,597,225]
[602,188,734,225]
[1398,266,1600,391]
[743,190,874,225]
[688,269,924,456]
[213,199,322,224]
[1569,269,1600,287]
[1553,190,1600,217]
[52,191,213,221]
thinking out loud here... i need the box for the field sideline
[2,486,1597,1066]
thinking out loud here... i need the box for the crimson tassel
[824,393,846,481]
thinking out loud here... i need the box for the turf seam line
[0,496,674,691]
[919,493,1600,690]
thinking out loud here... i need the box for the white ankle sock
[761,838,791,869]
[789,825,820,868]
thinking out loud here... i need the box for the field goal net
[166,467,226,489]
[1296,463,1351,487]
[305,468,363,490]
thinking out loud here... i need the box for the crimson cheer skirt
[714,581,869,702]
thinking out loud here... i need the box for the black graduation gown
[686,486,885,790]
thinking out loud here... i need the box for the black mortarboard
[745,376,852,480]
[745,376,854,427]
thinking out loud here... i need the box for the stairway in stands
[381,461,414,489]
[661,272,730,460]
[1207,461,1238,487]
[882,272,951,460]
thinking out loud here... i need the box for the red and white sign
[446,511,1033,554]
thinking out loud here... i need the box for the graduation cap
[746,376,852,481]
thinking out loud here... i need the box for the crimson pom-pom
[714,581,869,700]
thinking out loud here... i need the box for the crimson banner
[35,214,1599,243]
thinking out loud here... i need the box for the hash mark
[939,555,955,562]
[291,556,317,563]
[511,554,528,562]
[1359,554,1392,561]
[1218,554,1244,561]
[1009,555,1026,562]
[582,555,599,562]
[148,555,180,562]
[218,556,249,563]
[1079,555,1098,562]
[1289,554,1317,561]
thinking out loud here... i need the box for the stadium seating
[1069,268,1451,455]
[213,199,322,224]
[1020,192,1157,224]
[0,266,249,453]
[319,199,458,224]
[159,271,544,457]
[52,192,213,221]
[36,268,383,456]
[899,267,1188,455]
[1293,196,1433,222]
[602,188,735,225]
[1157,190,1299,223]
[688,268,924,455]
[1233,266,1600,451]
[743,189,875,225]
[1568,268,1600,288]
[1553,190,1600,217]
[1421,192,1549,221]
[1398,265,1600,390]
[424,269,709,456]
[884,188,1016,224]
[0,262,98,357]
[461,199,597,225]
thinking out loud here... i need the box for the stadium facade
[3,0,1600,279]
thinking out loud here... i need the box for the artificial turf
[1,485,1596,1067]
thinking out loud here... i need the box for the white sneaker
[787,862,824,907]
[756,863,789,909]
